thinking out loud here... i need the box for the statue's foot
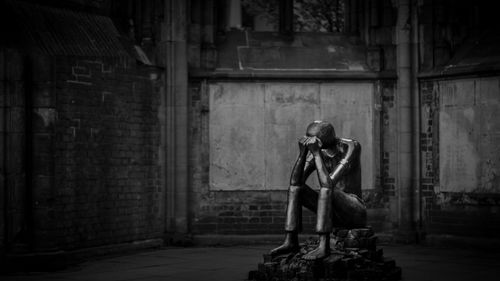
[303,245,330,260]
[269,242,299,257]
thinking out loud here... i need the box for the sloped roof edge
[1,0,130,58]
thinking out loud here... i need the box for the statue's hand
[305,136,322,154]
[298,136,309,153]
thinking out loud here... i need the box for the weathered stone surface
[248,228,401,281]
[208,82,376,191]
[438,77,500,194]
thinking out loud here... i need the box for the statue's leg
[303,187,332,260]
[316,188,334,233]
[304,190,367,260]
[331,191,367,228]
[285,184,318,231]
[270,185,318,256]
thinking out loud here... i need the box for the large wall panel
[439,78,500,193]
[209,82,375,191]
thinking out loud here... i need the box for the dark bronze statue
[270,121,367,260]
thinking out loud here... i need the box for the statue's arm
[329,139,361,186]
[302,153,316,182]
[306,138,334,189]
[289,137,309,186]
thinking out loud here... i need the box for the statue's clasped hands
[299,136,323,154]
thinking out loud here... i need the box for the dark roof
[0,0,129,57]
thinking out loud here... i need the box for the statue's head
[306,120,337,148]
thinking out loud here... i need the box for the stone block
[335,229,349,238]
[349,227,374,238]
[248,231,401,281]
[357,249,369,258]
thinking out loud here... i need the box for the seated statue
[270,120,367,260]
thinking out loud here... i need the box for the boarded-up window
[209,82,375,191]
[439,77,500,193]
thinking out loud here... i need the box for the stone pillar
[227,0,241,29]
[0,49,5,252]
[161,0,189,236]
[395,0,416,241]
[410,0,422,239]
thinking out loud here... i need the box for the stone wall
[420,77,500,238]
[190,80,395,235]
[208,82,376,191]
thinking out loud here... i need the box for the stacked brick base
[248,228,401,281]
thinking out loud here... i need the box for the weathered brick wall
[373,81,398,231]
[32,55,163,250]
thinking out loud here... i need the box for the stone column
[410,0,422,239]
[161,0,189,236]
[227,0,241,29]
[0,49,6,251]
[395,0,416,241]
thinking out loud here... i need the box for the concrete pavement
[2,244,500,281]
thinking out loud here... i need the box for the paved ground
[2,244,500,281]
